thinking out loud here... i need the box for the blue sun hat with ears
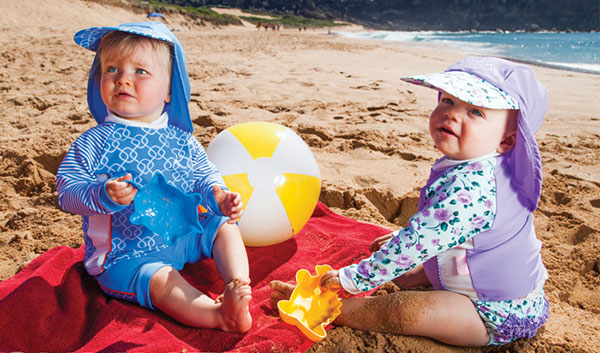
[74,21,194,132]
[402,57,548,211]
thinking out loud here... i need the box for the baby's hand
[320,270,341,292]
[106,174,137,205]
[213,185,243,224]
[369,233,394,253]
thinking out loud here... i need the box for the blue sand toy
[127,173,204,245]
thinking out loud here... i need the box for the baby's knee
[148,266,177,308]
[213,222,244,247]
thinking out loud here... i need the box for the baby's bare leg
[210,222,252,331]
[393,264,431,288]
[337,290,489,346]
[269,281,488,346]
[149,266,218,328]
[149,223,252,332]
[211,223,249,283]
[149,266,252,332]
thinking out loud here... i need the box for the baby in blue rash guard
[271,57,549,346]
[56,22,251,332]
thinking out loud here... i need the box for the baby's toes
[270,291,287,311]
[269,280,295,298]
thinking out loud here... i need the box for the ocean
[336,31,600,74]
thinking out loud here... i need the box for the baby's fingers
[106,175,136,205]
[319,270,341,291]
[230,192,242,206]
[321,277,341,291]
[228,203,244,220]
[369,233,394,253]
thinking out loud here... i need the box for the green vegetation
[146,1,242,26]
[140,1,346,29]
[147,0,599,31]
[239,11,346,29]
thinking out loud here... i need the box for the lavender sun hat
[401,57,548,211]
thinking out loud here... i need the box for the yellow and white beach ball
[206,122,321,246]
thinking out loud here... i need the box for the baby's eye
[470,109,484,117]
[135,68,148,74]
[441,97,454,105]
[106,66,118,73]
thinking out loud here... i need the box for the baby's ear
[497,130,517,154]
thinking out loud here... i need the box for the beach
[1,0,599,351]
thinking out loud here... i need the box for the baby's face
[429,92,517,160]
[100,42,171,123]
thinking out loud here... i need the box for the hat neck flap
[445,57,548,211]
[82,22,193,132]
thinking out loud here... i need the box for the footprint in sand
[571,224,598,245]
[350,80,383,90]
[296,125,333,142]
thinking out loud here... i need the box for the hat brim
[401,71,519,110]
[74,22,174,51]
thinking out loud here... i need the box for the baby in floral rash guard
[271,57,549,346]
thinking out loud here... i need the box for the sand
[1,0,599,351]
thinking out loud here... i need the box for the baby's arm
[340,166,497,293]
[212,185,243,224]
[369,234,429,288]
[190,139,230,215]
[56,126,127,216]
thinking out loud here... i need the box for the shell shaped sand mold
[128,172,204,245]
[278,264,342,342]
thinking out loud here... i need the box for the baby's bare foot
[269,280,295,311]
[218,278,252,332]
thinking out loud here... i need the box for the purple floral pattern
[474,284,549,345]
[346,158,497,292]
[401,71,519,110]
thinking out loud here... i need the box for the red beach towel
[0,202,389,352]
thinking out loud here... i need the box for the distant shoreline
[499,56,600,76]
[331,30,600,76]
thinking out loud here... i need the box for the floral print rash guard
[342,157,497,293]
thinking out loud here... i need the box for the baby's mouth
[440,127,457,137]
[116,91,133,98]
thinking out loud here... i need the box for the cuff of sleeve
[98,179,128,213]
[339,267,362,295]
[204,189,226,217]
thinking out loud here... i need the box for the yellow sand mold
[277,264,342,342]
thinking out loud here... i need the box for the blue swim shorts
[94,213,228,309]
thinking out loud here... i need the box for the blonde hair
[92,31,173,84]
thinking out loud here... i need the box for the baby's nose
[115,72,132,86]
[444,107,463,122]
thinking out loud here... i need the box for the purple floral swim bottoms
[473,282,549,346]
